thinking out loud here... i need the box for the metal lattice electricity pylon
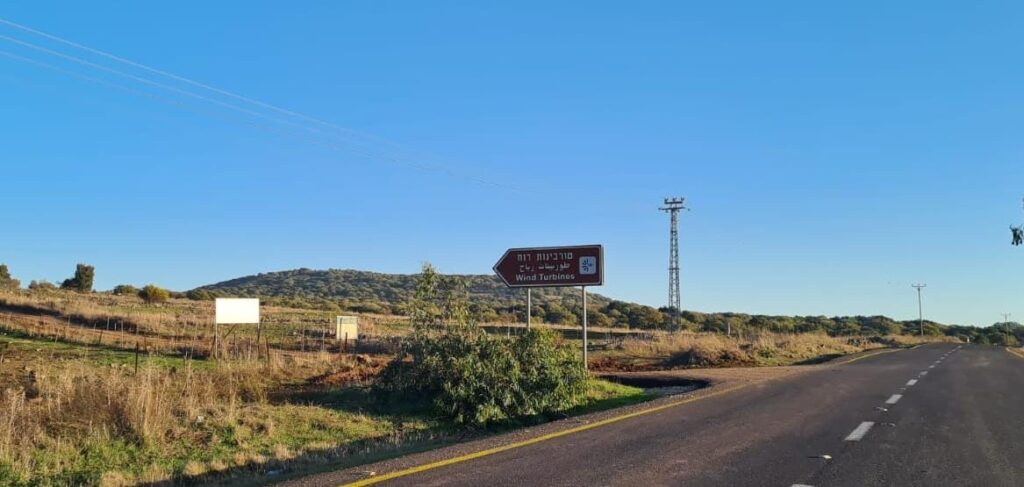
[660,197,688,312]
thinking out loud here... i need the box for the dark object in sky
[1012,226,1023,246]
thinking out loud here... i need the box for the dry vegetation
[0,291,403,359]
[0,290,427,485]
[591,331,955,371]
[0,289,648,485]
[0,333,429,486]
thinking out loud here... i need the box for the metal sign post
[582,286,588,370]
[527,288,532,330]
[214,298,261,360]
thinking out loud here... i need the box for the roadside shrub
[138,285,170,304]
[376,326,586,425]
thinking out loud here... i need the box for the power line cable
[0,16,524,190]
[0,48,525,193]
[0,18,661,211]
[0,32,531,194]
[0,17,374,140]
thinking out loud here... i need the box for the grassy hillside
[194,268,612,320]
[192,268,969,338]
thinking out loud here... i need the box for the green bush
[60,264,95,293]
[185,289,218,301]
[138,284,170,304]
[111,284,138,296]
[376,326,587,425]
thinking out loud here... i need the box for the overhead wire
[0,47,530,195]
[0,17,381,142]
[0,20,534,194]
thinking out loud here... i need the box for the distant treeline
[188,268,1024,342]
[4,265,1018,343]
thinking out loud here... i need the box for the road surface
[294,344,1024,486]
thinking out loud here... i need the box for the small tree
[439,275,472,325]
[0,264,19,291]
[408,263,442,328]
[376,264,588,425]
[138,284,170,304]
[60,264,95,293]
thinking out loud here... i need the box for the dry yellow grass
[0,289,401,360]
[612,331,888,369]
[0,344,406,486]
[98,471,133,487]
[881,334,959,346]
[0,361,269,468]
[603,331,960,371]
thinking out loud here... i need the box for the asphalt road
[303,344,1024,486]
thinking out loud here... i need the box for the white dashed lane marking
[790,347,964,487]
[788,348,964,487]
[845,421,875,441]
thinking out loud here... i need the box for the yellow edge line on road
[342,347,897,486]
[831,347,901,365]
[342,383,749,486]
[1006,347,1024,359]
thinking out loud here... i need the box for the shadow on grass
[792,353,845,365]
[0,329,213,370]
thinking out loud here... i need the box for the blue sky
[2,2,1022,326]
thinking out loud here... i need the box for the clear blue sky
[2,2,1022,326]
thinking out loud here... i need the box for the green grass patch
[575,379,654,413]
[0,331,212,370]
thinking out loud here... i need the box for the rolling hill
[191,268,968,338]
[193,268,613,320]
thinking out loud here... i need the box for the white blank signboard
[336,316,358,340]
[215,298,260,324]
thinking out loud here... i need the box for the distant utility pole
[660,197,688,314]
[1003,312,1012,344]
[912,283,927,336]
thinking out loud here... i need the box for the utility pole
[660,197,688,316]
[1003,312,1012,345]
[912,283,927,336]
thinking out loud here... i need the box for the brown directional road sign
[493,245,603,288]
